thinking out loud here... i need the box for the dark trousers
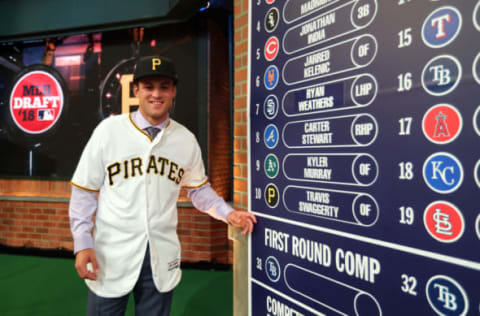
[87,246,173,316]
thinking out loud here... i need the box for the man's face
[133,76,176,125]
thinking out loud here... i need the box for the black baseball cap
[133,56,178,84]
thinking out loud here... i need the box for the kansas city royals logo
[423,152,463,194]
[263,94,279,120]
[264,124,279,149]
[265,256,281,282]
[265,7,279,33]
[424,201,464,243]
[421,55,462,96]
[422,104,462,144]
[426,275,468,316]
[264,65,279,90]
[422,6,462,48]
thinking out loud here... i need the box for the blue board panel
[249,0,480,315]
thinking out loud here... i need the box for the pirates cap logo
[152,58,161,70]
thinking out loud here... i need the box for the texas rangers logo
[422,104,462,144]
[263,94,279,120]
[423,152,463,194]
[264,65,279,90]
[421,55,462,96]
[264,36,279,61]
[424,201,464,243]
[265,7,279,33]
[264,124,279,149]
[426,275,468,316]
[422,6,462,48]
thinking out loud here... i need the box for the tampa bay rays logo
[423,152,463,194]
[422,6,462,48]
[426,275,468,316]
[421,55,462,96]
[265,256,281,282]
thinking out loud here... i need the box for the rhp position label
[9,70,64,134]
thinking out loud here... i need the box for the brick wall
[233,0,249,212]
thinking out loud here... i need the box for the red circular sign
[264,36,279,61]
[424,201,464,243]
[265,0,275,4]
[422,104,462,144]
[9,71,64,134]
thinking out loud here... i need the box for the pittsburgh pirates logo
[152,58,162,70]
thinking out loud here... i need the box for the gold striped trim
[182,178,209,189]
[129,113,152,141]
[71,181,100,193]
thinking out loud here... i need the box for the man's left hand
[227,210,257,235]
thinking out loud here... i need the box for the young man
[69,56,256,315]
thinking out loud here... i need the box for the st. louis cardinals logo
[426,275,468,316]
[423,152,463,194]
[422,6,462,48]
[424,201,464,243]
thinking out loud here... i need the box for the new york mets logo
[423,152,463,194]
[426,275,468,316]
[264,65,279,90]
[422,6,462,48]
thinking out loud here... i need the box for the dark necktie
[144,126,161,139]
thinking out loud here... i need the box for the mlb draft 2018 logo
[424,201,464,243]
[9,70,64,134]
[422,6,462,48]
[423,152,463,194]
[422,104,462,144]
[426,275,468,316]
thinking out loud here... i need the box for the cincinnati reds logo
[422,6,462,48]
[264,36,279,61]
[424,201,464,243]
[9,70,64,134]
[422,104,462,144]
[265,0,275,4]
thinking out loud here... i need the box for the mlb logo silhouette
[38,109,55,121]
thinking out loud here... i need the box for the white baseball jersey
[71,113,207,297]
